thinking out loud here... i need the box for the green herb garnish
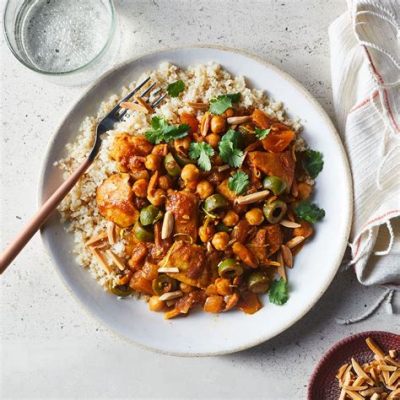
[189,142,214,171]
[255,127,271,140]
[269,278,289,305]
[145,116,189,144]
[294,200,325,223]
[167,80,185,97]
[218,129,245,167]
[302,150,324,179]
[209,93,241,115]
[228,171,249,194]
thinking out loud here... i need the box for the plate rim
[38,45,353,356]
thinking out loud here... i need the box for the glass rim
[3,0,117,76]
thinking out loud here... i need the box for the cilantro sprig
[145,116,189,144]
[228,171,249,195]
[209,93,241,115]
[294,200,325,224]
[218,129,245,168]
[255,127,271,140]
[167,80,185,97]
[189,142,214,171]
[269,278,289,305]
[302,150,324,179]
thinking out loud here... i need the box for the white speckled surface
[1,1,398,399]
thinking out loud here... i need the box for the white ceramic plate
[39,47,352,356]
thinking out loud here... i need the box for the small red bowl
[308,331,400,399]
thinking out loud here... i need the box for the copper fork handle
[0,158,92,274]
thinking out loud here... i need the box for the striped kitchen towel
[329,0,400,322]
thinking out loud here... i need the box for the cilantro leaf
[209,93,241,115]
[269,278,289,305]
[145,116,189,144]
[218,129,245,167]
[228,171,249,194]
[189,142,214,171]
[255,127,271,140]
[302,149,324,179]
[294,200,325,223]
[167,80,185,97]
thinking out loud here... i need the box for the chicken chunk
[109,133,153,172]
[96,173,138,227]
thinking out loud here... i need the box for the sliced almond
[120,101,148,114]
[352,377,365,387]
[135,96,154,113]
[106,221,116,245]
[236,190,269,205]
[385,356,400,368]
[277,252,287,281]
[360,387,384,396]
[85,232,108,247]
[342,385,368,391]
[371,393,381,400]
[158,267,179,273]
[217,164,230,172]
[106,250,125,271]
[344,390,364,400]
[352,358,374,385]
[227,115,252,124]
[161,211,174,239]
[187,101,208,110]
[280,219,301,228]
[388,370,400,386]
[337,364,349,380]
[266,260,281,267]
[200,112,211,136]
[281,245,293,268]
[286,235,305,249]
[366,337,385,359]
[389,350,398,358]
[159,291,183,301]
[90,247,112,274]
[378,364,397,372]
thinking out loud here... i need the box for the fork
[0,78,166,273]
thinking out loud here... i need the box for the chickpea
[148,188,165,206]
[130,169,149,181]
[174,137,191,152]
[145,154,161,171]
[196,180,214,200]
[181,164,200,183]
[158,175,172,190]
[215,278,232,296]
[210,115,226,134]
[223,210,240,227]
[205,133,221,148]
[245,208,264,226]
[199,224,215,243]
[132,178,148,198]
[148,295,165,312]
[203,295,224,313]
[224,108,234,118]
[151,144,168,157]
[211,231,230,251]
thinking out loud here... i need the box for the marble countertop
[1,1,398,399]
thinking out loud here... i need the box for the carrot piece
[238,292,262,314]
[129,271,153,295]
[252,109,273,129]
[261,124,295,153]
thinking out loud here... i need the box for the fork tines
[116,78,166,119]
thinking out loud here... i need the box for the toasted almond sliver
[280,219,301,228]
[107,221,116,245]
[266,260,281,267]
[352,377,365,387]
[286,235,305,249]
[385,356,400,368]
[158,267,179,273]
[360,387,384,396]
[217,164,230,172]
[389,349,398,358]
[366,337,385,359]
[388,370,400,386]
[337,364,349,380]
[90,248,112,274]
[370,393,380,400]
[135,96,154,113]
[227,115,252,124]
[187,101,208,110]
[388,389,400,400]
[344,390,364,400]
[277,252,287,282]
[352,358,373,384]
[379,364,397,372]
[159,291,183,301]
[85,232,108,246]
[281,245,293,268]
[342,385,368,391]
[201,112,211,136]
[120,101,148,114]
[236,190,269,205]
[106,250,125,271]
[161,211,174,240]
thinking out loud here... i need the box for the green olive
[203,194,228,213]
[139,205,162,226]
[263,200,287,224]
[164,153,181,177]
[173,150,192,167]
[133,222,154,242]
[263,176,287,195]
[216,224,231,233]
[152,275,177,295]
[247,271,270,294]
[218,258,244,279]
[110,284,133,297]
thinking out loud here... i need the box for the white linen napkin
[328,0,400,321]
